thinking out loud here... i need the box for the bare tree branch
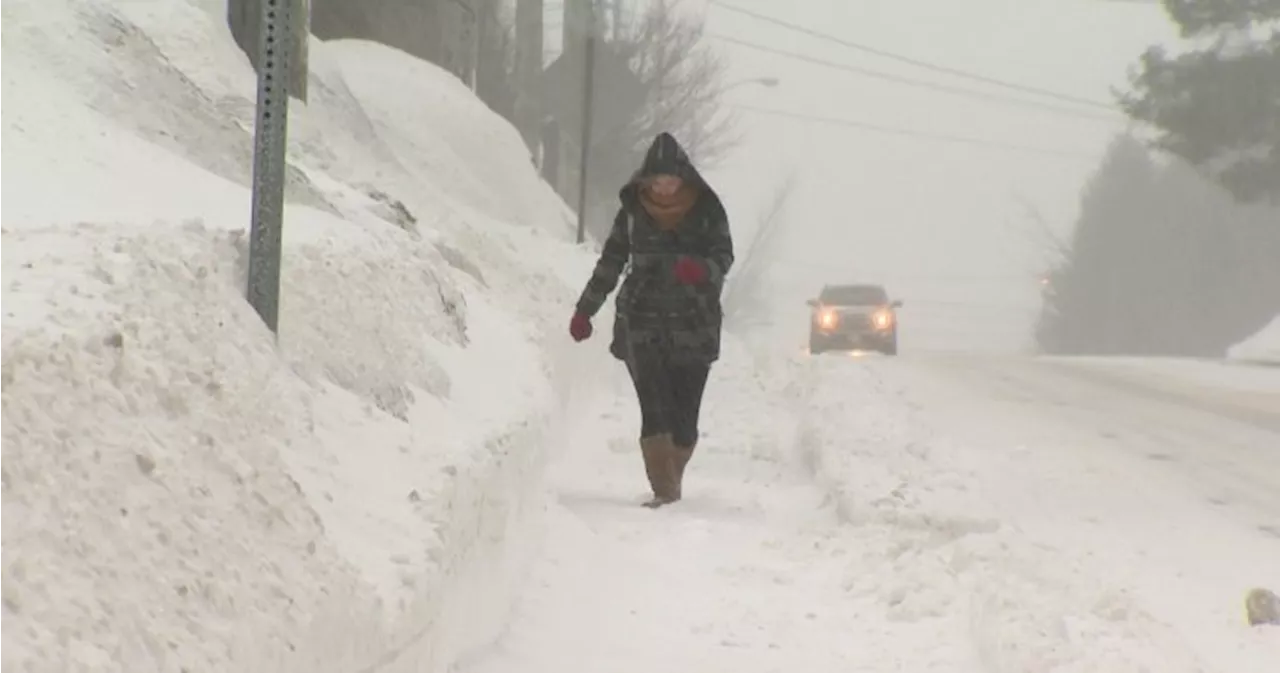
[1009,191,1071,264]
[724,172,798,330]
[613,0,738,166]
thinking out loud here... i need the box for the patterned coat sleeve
[575,208,631,317]
[702,204,734,286]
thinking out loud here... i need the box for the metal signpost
[574,1,597,244]
[247,0,293,334]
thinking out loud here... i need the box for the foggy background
[230,0,1280,357]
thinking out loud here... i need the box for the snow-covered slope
[1,1,594,671]
[1230,315,1280,365]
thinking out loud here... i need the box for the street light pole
[574,1,597,245]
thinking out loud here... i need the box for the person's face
[648,174,683,196]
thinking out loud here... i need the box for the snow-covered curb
[311,415,556,673]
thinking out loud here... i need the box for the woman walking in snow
[568,132,734,508]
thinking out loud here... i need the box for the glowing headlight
[818,309,838,329]
[872,310,893,329]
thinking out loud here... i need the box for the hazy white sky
[696,0,1178,351]
[541,0,1180,351]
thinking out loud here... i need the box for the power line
[710,34,1122,124]
[709,0,1115,111]
[731,104,1099,160]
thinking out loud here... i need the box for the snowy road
[858,354,1280,670]
[916,355,1280,535]
[457,352,1280,673]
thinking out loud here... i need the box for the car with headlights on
[806,284,902,355]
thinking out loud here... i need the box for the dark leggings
[625,353,711,448]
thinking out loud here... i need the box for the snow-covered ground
[2,0,593,671]
[1230,316,1280,365]
[1036,356,1280,429]
[808,353,1280,671]
[457,345,1280,673]
[6,1,1280,673]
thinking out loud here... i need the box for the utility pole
[514,0,544,151]
[574,0,597,244]
[562,0,585,52]
[445,0,479,90]
[609,0,626,40]
[246,0,294,333]
[475,0,494,99]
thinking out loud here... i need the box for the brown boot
[640,433,678,507]
[671,443,695,500]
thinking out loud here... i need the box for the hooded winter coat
[574,133,735,364]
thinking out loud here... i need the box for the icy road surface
[458,353,1280,673]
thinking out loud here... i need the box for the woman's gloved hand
[673,256,708,285]
[569,312,593,342]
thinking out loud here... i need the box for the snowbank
[789,354,1216,672]
[1,1,589,671]
[1229,315,1280,365]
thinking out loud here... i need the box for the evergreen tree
[1037,135,1161,354]
[1036,133,1280,356]
[1119,0,1280,204]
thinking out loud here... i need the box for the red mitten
[673,256,708,285]
[569,312,593,342]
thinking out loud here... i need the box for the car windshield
[819,285,888,306]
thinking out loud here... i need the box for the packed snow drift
[1230,315,1280,365]
[2,0,592,671]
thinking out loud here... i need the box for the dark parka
[574,133,734,364]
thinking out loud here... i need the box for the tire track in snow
[794,352,1209,673]
[453,351,983,672]
[924,355,1280,535]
